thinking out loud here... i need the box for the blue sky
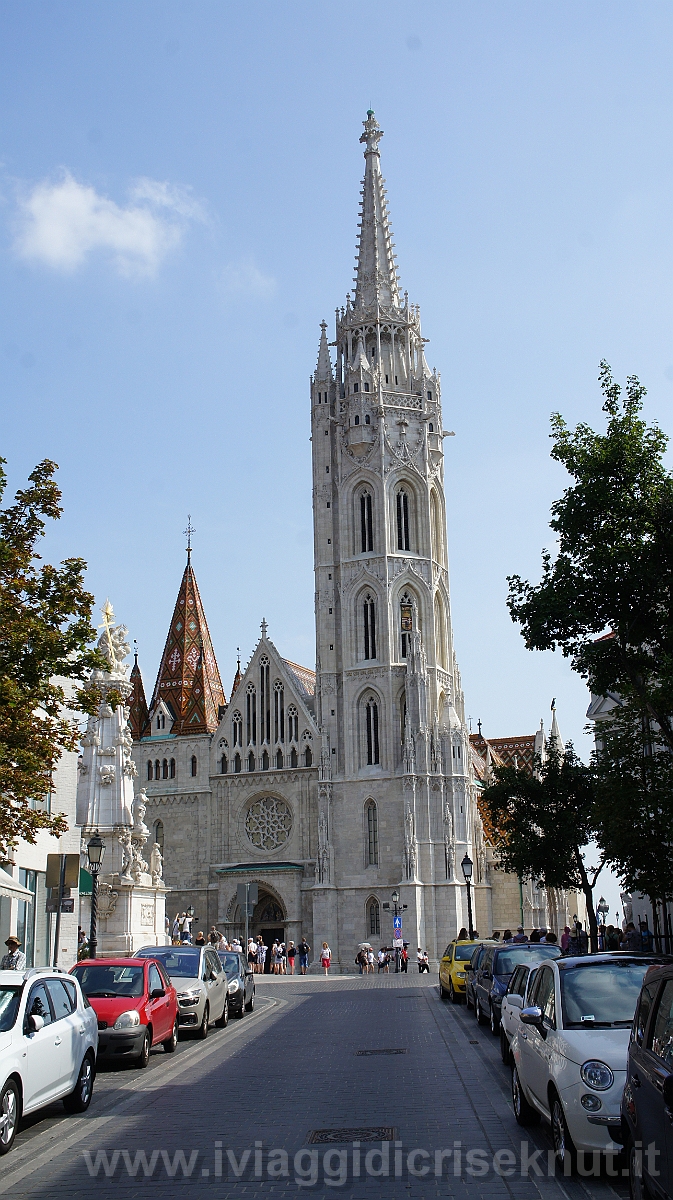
[2,2,672,915]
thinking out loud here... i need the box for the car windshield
[561,961,654,1028]
[136,949,201,978]
[494,946,560,975]
[0,985,21,1031]
[72,964,145,998]
[218,953,242,978]
[454,944,477,961]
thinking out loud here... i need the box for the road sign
[46,854,80,890]
[393,915,402,932]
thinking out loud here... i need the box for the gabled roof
[128,654,150,740]
[225,630,317,735]
[149,556,226,736]
[282,659,316,701]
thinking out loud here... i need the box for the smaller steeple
[128,642,150,740]
[549,700,565,753]
[315,321,333,382]
[231,647,242,698]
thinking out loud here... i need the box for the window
[360,491,373,553]
[365,699,380,766]
[368,897,380,935]
[262,749,269,771]
[427,390,432,402]
[170,758,176,779]
[304,746,312,767]
[220,755,228,774]
[248,751,255,772]
[396,489,410,550]
[191,755,197,777]
[147,761,153,781]
[260,657,270,744]
[354,414,360,425]
[27,983,52,1027]
[276,748,283,769]
[162,759,168,779]
[365,801,379,865]
[153,820,164,854]
[274,682,284,743]
[287,705,298,743]
[290,747,298,768]
[234,753,241,773]
[232,711,242,747]
[635,981,659,1046]
[364,381,370,392]
[400,595,413,658]
[17,869,36,967]
[47,979,75,1020]
[428,421,433,432]
[430,490,442,563]
[531,967,556,1029]
[363,593,376,660]
[399,692,407,746]
[651,980,673,1068]
[155,759,160,780]
[365,414,370,424]
[148,964,163,995]
[354,382,359,392]
[246,685,257,745]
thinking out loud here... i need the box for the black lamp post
[86,831,105,960]
[461,853,474,940]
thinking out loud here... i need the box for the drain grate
[307,1127,396,1145]
[469,1039,479,1044]
[355,1048,407,1056]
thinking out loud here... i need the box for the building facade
[132,113,487,968]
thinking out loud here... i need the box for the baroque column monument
[77,602,168,954]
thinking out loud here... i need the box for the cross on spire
[261,618,268,639]
[184,514,196,562]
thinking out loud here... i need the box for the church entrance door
[251,890,286,974]
[260,927,284,973]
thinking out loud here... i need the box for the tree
[507,362,673,752]
[0,457,100,855]
[480,744,603,950]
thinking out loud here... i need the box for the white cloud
[14,172,202,276]
[221,258,277,299]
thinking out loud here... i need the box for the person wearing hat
[1,936,26,970]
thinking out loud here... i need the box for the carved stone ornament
[245,796,293,851]
[97,882,119,917]
[99,764,116,786]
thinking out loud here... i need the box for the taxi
[439,939,480,1003]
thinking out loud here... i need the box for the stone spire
[128,646,149,740]
[353,111,400,313]
[548,701,565,754]
[150,553,226,736]
[315,321,333,381]
[231,648,242,700]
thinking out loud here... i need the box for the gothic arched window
[248,750,255,772]
[354,414,360,425]
[232,711,242,747]
[170,758,176,778]
[274,682,284,743]
[396,488,410,551]
[191,755,197,777]
[360,491,373,553]
[147,761,153,781]
[220,754,228,774]
[262,749,269,771]
[365,697,380,766]
[365,801,379,865]
[260,656,270,744]
[162,759,168,779]
[430,489,442,564]
[155,759,160,780]
[290,747,298,768]
[276,748,283,769]
[246,685,257,746]
[365,414,370,425]
[287,705,298,743]
[367,896,380,935]
[363,593,376,660]
[153,820,164,854]
[234,752,241,774]
[400,593,413,659]
[304,745,312,767]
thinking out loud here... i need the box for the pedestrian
[209,927,219,946]
[421,951,430,973]
[1,936,26,970]
[172,912,181,941]
[355,949,366,974]
[458,927,468,940]
[377,948,386,973]
[400,945,409,973]
[248,939,257,970]
[287,941,296,975]
[512,925,528,943]
[538,928,548,942]
[218,931,228,950]
[529,928,540,943]
[560,925,571,952]
[321,942,331,975]
[366,948,375,973]
[194,930,206,946]
[180,912,192,943]
[298,937,310,975]
[621,921,641,952]
[258,940,267,973]
[544,931,558,944]
[491,931,500,941]
[605,924,620,951]
[570,921,589,955]
[279,941,287,974]
[231,936,242,952]
[502,928,513,942]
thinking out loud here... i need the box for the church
[130,112,492,969]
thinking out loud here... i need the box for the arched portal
[226,885,288,974]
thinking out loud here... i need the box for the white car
[500,961,540,1065]
[135,946,228,1036]
[510,953,666,1172]
[0,967,98,1155]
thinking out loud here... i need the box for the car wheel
[0,1078,20,1154]
[465,986,473,1010]
[551,1092,576,1173]
[136,1029,151,1069]
[439,978,448,1000]
[216,999,229,1028]
[198,1004,210,1039]
[489,1003,500,1035]
[63,1053,95,1112]
[163,1017,179,1052]
[475,997,487,1026]
[511,1065,540,1127]
[234,998,245,1019]
[245,991,254,1013]
[628,1139,650,1200]
[500,1026,511,1065]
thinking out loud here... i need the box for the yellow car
[439,939,480,1003]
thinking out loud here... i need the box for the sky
[3,2,672,921]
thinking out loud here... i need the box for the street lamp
[461,853,474,940]
[86,831,105,960]
[387,890,406,972]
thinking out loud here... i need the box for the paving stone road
[3,972,630,1199]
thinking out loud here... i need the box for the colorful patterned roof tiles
[128,653,150,741]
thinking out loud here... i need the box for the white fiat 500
[500,962,540,1065]
[0,968,98,1154]
[510,954,667,1172]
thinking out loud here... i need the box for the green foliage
[0,457,101,854]
[480,744,602,947]
[507,362,673,750]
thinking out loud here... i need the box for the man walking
[1,936,26,970]
[298,937,310,975]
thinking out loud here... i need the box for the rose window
[245,796,292,851]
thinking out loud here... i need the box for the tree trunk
[576,851,599,952]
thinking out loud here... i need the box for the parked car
[135,945,228,1037]
[473,943,561,1034]
[71,958,178,1067]
[464,941,498,1011]
[439,939,480,1003]
[0,967,98,1156]
[622,961,673,1199]
[216,951,255,1016]
[511,953,671,1173]
[500,962,541,1065]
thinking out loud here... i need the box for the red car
[70,957,178,1067]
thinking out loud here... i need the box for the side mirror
[520,1006,544,1026]
[149,987,165,999]
[663,1075,673,1110]
[508,994,523,1010]
[27,1013,44,1034]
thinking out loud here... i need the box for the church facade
[131,113,489,968]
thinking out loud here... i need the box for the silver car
[499,961,540,1065]
[135,946,227,1037]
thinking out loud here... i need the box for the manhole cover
[469,1039,479,1044]
[307,1127,396,1145]
[355,1048,407,1056]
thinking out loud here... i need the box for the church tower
[311,112,486,959]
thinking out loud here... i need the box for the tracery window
[363,593,376,660]
[246,684,257,746]
[360,491,373,553]
[276,748,283,769]
[162,759,168,779]
[245,796,292,851]
[153,820,164,855]
[368,896,380,935]
[232,711,242,747]
[365,697,380,766]
[147,761,153,781]
[248,750,255,772]
[304,746,312,767]
[365,801,379,865]
[274,682,284,743]
[262,749,269,771]
[287,705,298,743]
[170,758,176,779]
[234,753,241,774]
[260,656,270,744]
[220,755,228,774]
[290,747,298,768]
[400,593,413,659]
[396,488,410,551]
[155,759,160,780]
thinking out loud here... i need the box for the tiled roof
[282,659,316,700]
[128,657,150,740]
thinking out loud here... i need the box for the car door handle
[632,1074,641,1089]
[54,1036,62,1046]
[520,1031,527,1041]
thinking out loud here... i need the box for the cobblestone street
[2,972,630,1200]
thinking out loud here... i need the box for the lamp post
[86,831,105,960]
[461,853,474,940]
[383,890,407,972]
[596,896,609,948]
